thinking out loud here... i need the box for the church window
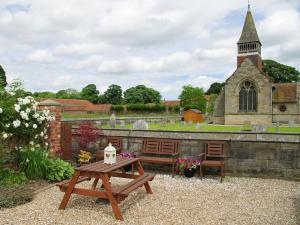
[239,81,257,112]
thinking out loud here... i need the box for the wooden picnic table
[57,156,155,221]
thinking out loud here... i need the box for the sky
[0,0,299,100]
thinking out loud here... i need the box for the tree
[179,85,206,112]
[56,88,81,99]
[81,84,99,103]
[103,84,123,104]
[206,82,225,95]
[263,59,300,83]
[206,94,218,114]
[124,85,161,104]
[0,65,7,89]
[33,91,56,99]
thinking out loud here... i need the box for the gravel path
[1,175,299,225]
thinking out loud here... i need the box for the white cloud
[0,0,299,99]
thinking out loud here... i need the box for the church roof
[272,83,297,103]
[238,9,261,44]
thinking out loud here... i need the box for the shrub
[14,146,49,180]
[0,185,34,208]
[173,105,181,112]
[127,104,147,111]
[111,105,124,112]
[45,158,74,182]
[0,168,28,186]
[74,124,102,149]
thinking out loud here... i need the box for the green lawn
[62,112,179,119]
[100,123,300,133]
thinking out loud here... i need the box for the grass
[100,122,300,133]
[62,112,179,119]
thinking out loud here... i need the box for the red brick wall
[38,104,62,154]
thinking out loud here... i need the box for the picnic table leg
[91,178,99,190]
[136,161,153,194]
[100,174,124,221]
[59,171,80,210]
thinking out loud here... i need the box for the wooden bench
[199,141,225,182]
[136,138,181,177]
[56,176,91,191]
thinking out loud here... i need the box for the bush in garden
[0,185,34,208]
[74,124,102,150]
[0,80,55,148]
[45,158,74,182]
[14,145,49,180]
[111,105,124,113]
[0,168,28,186]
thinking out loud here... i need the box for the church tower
[237,6,263,70]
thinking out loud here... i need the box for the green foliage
[263,59,300,83]
[127,104,166,112]
[124,85,161,104]
[179,85,206,112]
[56,88,81,99]
[0,185,34,208]
[0,168,28,186]
[0,80,54,147]
[0,65,7,89]
[33,91,56,99]
[173,105,180,112]
[81,84,99,103]
[205,82,225,95]
[206,94,218,114]
[103,84,123,104]
[111,105,124,112]
[45,158,74,182]
[15,146,49,180]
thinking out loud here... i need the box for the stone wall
[101,129,300,179]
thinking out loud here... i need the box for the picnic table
[57,156,155,221]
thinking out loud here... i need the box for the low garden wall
[101,129,300,179]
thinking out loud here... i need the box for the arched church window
[239,81,257,112]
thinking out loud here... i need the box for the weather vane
[248,0,251,10]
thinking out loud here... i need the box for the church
[213,6,300,125]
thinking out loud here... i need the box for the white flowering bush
[0,80,55,147]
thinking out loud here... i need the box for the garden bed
[1,175,299,224]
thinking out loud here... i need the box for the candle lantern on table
[104,143,116,164]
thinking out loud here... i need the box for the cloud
[0,0,299,99]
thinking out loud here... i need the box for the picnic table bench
[136,138,181,177]
[56,157,155,221]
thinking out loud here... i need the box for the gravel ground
[0,175,299,225]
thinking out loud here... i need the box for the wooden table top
[76,156,138,173]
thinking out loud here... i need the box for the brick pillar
[38,100,62,155]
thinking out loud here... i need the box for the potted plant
[78,150,92,166]
[176,157,200,178]
[119,151,135,172]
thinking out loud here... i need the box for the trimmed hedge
[127,104,166,112]
[111,105,124,112]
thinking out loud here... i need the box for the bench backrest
[141,139,179,155]
[204,141,224,160]
[107,136,122,153]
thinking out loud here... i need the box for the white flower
[29,141,34,145]
[5,124,10,128]
[26,158,29,163]
[8,91,15,96]
[2,133,8,139]
[45,143,48,146]
[25,108,31,114]
[33,113,39,118]
[25,123,29,127]
[44,135,48,139]
[13,120,21,128]
[20,111,29,120]
[0,108,2,113]
[40,132,44,137]
[14,104,20,112]
[35,144,40,148]
[30,147,35,152]
[33,124,37,129]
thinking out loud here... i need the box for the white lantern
[104,143,116,164]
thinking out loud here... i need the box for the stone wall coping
[101,129,300,143]
[62,115,180,122]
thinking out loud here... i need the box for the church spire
[237,6,263,70]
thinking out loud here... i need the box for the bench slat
[114,173,155,196]
[56,176,91,187]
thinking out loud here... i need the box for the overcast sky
[0,0,299,100]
